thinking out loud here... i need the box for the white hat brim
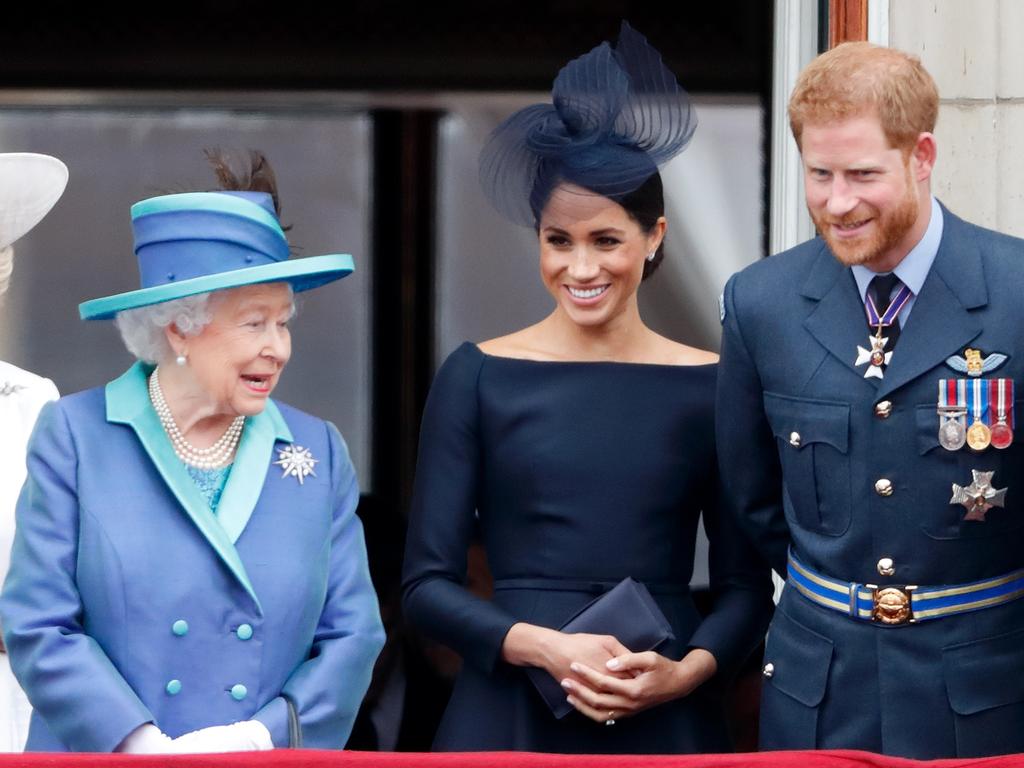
[0,153,69,250]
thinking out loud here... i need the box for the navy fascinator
[479,22,697,226]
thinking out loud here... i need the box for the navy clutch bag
[526,577,675,718]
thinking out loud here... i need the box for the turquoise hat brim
[79,253,354,320]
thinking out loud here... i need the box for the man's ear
[911,132,937,182]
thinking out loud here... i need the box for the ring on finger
[605,710,617,726]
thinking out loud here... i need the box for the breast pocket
[914,404,1021,540]
[763,392,851,536]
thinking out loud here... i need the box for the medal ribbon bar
[938,378,968,451]
[966,378,990,424]
[989,377,1015,450]
[989,378,1015,429]
[966,377,993,451]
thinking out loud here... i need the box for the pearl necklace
[148,367,245,469]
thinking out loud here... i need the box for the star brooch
[274,444,318,485]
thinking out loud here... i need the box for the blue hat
[79,190,353,320]
[479,22,697,226]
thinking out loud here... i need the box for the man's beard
[812,175,920,268]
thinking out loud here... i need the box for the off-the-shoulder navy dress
[402,342,772,753]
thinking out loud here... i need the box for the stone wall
[890,0,1024,235]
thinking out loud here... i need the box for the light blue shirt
[851,196,943,327]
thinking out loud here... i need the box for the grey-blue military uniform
[717,201,1024,759]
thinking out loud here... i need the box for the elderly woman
[0,152,67,751]
[0,152,384,753]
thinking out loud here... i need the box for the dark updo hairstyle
[616,171,665,281]
[530,169,667,281]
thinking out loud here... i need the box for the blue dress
[402,343,773,753]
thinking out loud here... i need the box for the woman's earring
[646,250,657,262]
[175,354,187,367]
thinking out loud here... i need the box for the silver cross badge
[951,470,1007,522]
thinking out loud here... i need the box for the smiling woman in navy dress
[402,24,774,754]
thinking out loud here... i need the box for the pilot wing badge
[946,348,1008,378]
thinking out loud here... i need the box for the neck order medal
[855,334,891,380]
[855,282,912,380]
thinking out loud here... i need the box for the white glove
[115,723,176,754]
[170,720,274,753]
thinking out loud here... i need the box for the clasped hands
[501,623,717,724]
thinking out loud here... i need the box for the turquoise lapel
[215,399,292,545]
[105,363,267,612]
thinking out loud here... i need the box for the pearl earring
[175,354,187,367]
[646,250,657,262]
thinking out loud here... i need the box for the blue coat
[717,206,1024,759]
[0,363,384,752]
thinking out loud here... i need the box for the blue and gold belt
[787,552,1024,625]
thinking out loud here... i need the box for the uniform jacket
[0,363,384,752]
[717,206,1024,757]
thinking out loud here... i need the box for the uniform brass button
[231,684,248,701]
[875,479,894,497]
[236,624,253,641]
[172,620,189,637]
[762,663,775,678]
[166,679,182,696]
[875,400,893,419]
[877,557,895,577]
[789,432,801,447]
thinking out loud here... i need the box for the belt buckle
[866,584,917,625]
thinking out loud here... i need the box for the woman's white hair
[114,293,216,364]
[0,246,13,298]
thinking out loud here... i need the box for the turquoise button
[236,623,253,641]
[166,679,182,696]
[230,684,247,701]
[172,620,189,637]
